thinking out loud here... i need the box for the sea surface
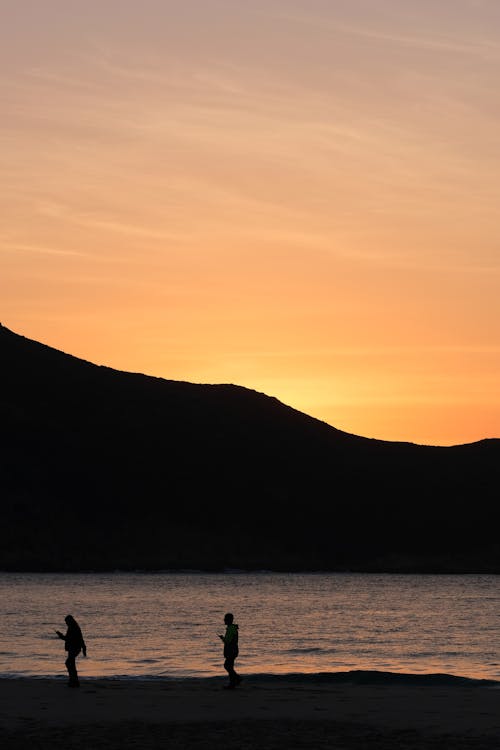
[0,573,498,681]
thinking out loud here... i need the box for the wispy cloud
[334,23,500,60]
[2,241,90,258]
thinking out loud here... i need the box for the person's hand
[218,634,224,641]
[55,630,63,639]
[83,649,87,658]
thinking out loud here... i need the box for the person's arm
[55,630,66,641]
[82,638,87,657]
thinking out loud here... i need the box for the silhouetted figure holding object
[56,615,87,687]
[218,612,241,689]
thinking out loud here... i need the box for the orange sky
[2,0,500,445]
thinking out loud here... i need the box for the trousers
[224,655,240,686]
[65,648,81,686]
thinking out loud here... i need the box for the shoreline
[1,674,500,748]
[2,569,500,575]
[0,669,497,686]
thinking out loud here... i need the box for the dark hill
[1,324,499,572]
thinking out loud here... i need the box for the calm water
[0,573,498,681]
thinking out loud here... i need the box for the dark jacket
[62,621,86,655]
[222,623,239,658]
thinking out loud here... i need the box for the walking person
[218,612,241,689]
[56,615,87,687]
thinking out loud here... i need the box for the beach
[1,674,499,749]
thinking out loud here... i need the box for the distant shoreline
[2,568,500,575]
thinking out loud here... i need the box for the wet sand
[1,675,499,748]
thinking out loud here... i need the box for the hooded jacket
[62,618,86,655]
[222,623,239,658]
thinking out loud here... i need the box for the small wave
[0,673,65,680]
[247,670,499,687]
[286,647,323,654]
[131,659,160,664]
[98,634,126,640]
[285,647,338,655]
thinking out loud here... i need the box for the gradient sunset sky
[3,0,500,446]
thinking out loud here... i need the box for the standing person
[218,612,241,689]
[56,615,87,687]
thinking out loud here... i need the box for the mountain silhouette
[1,323,499,572]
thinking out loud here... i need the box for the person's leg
[224,656,237,687]
[233,660,241,685]
[65,650,79,686]
[224,656,239,687]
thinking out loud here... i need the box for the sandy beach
[1,674,499,749]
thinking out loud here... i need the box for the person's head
[224,612,234,625]
[65,615,76,626]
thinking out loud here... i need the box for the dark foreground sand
[1,674,499,749]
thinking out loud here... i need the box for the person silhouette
[218,612,241,689]
[56,615,87,687]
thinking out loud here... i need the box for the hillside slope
[1,324,499,571]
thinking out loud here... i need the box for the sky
[2,0,500,446]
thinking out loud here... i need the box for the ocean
[0,572,498,681]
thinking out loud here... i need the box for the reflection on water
[0,573,498,680]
